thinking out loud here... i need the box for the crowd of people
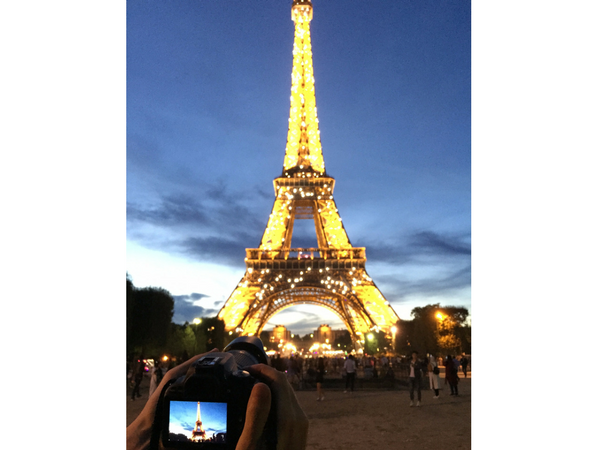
[129,351,470,402]
[260,350,470,406]
[126,350,470,449]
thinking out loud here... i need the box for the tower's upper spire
[283,0,325,177]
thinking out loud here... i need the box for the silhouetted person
[131,361,145,400]
[445,355,459,396]
[460,355,469,378]
[343,355,356,393]
[408,351,423,406]
[148,361,164,398]
[316,357,325,401]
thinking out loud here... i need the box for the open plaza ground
[127,370,471,449]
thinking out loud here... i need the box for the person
[453,355,461,374]
[460,355,469,378]
[408,351,423,406]
[287,355,300,389]
[427,354,441,399]
[148,361,164,398]
[126,348,309,450]
[273,353,283,371]
[444,354,459,396]
[343,354,356,393]
[131,361,145,400]
[381,354,389,368]
[316,356,325,401]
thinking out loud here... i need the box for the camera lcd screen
[167,400,228,444]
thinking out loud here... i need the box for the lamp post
[391,325,397,354]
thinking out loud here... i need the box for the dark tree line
[127,275,228,363]
[127,274,470,361]
[394,303,471,356]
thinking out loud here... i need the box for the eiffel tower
[190,402,206,442]
[218,0,399,346]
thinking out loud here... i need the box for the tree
[394,319,414,356]
[126,277,174,358]
[364,329,387,355]
[202,317,225,352]
[403,303,471,356]
[333,330,352,352]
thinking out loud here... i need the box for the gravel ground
[127,373,471,449]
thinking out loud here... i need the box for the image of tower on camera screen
[168,400,227,443]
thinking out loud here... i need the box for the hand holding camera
[127,337,308,450]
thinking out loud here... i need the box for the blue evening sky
[126,0,471,334]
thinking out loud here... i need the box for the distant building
[271,325,291,343]
[314,324,332,343]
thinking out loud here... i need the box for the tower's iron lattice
[218,0,400,345]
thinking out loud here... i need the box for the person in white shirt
[343,355,357,393]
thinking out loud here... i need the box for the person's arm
[127,350,221,450]
[126,352,308,450]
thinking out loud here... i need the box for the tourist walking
[427,354,441,398]
[408,351,423,406]
[316,357,325,401]
[444,355,459,396]
[460,355,469,378]
[148,361,164,398]
[131,361,145,400]
[343,355,356,393]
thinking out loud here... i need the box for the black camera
[155,336,275,450]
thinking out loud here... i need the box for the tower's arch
[248,287,357,337]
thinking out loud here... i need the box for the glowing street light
[193,318,202,325]
[367,333,374,341]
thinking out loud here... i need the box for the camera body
[159,336,274,450]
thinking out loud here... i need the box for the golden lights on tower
[190,402,206,442]
[217,0,400,345]
[284,0,324,175]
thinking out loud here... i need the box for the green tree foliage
[393,304,470,356]
[393,319,414,355]
[415,303,469,355]
[456,324,472,354]
[333,330,352,352]
[364,329,387,355]
[127,276,174,358]
[260,330,276,351]
[202,317,225,352]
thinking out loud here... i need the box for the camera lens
[224,336,269,369]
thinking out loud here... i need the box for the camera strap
[149,378,177,450]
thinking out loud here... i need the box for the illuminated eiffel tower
[190,402,206,442]
[218,0,399,346]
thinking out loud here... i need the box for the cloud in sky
[172,292,219,324]
[377,264,471,300]
[264,304,345,336]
